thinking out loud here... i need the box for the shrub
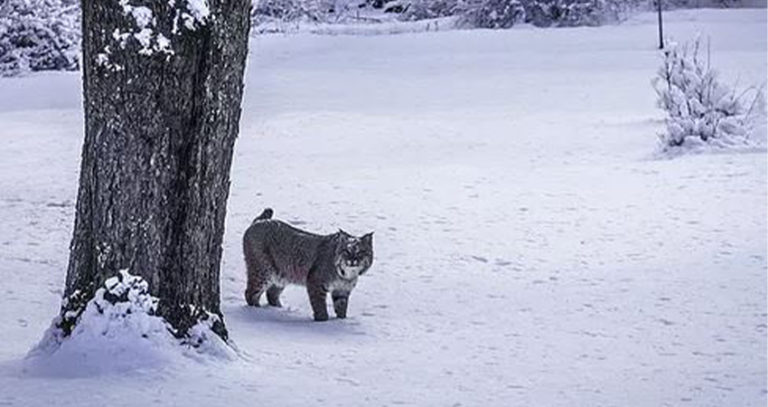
[457,0,525,28]
[452,0,641,29]
[252,0,326,24]
[652,36,765,150]
[0,0,80,76]
[251,0,366,30]
[525,0,602,27]
[400,0,461,20]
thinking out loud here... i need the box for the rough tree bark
[57,0,251,341]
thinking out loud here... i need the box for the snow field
[0,8,765,407]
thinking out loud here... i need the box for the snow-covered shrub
[525,0,631,27]
[400,0,461,20]
[252,0,327,25]
[251,0,364,30]
[665,0,745,8]
[457,0,525,28]
[0,0,80,76]
[451,0,641,29]
[250,0,646,30]
[528,0,646,27]
[524,0,592,27]
[652,37,765,150]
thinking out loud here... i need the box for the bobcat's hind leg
[244,247,273,307]
[266,285,285,307]
[245,280,267,307]
[244,262,269,307]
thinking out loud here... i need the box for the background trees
[0,0,79,75]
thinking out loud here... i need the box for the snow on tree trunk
[55,0,251,344]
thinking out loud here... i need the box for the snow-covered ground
[0,8,766,407]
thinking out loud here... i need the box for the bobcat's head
[335,230,374,280]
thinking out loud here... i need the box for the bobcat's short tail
[253,208,274,223]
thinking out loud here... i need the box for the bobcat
[243,208,374,321]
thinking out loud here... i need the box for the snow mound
[25,270,235,377]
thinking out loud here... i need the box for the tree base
[28,270,235,373]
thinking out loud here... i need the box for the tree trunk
[59,0,251,341]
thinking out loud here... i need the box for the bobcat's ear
[361,232,373,246]
[338,228,350,237]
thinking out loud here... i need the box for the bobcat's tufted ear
[361,232,373,246]
[338,228,350,237]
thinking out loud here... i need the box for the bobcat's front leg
[332,290,350,319]
[307,274,329,321]
[266,285,284,307]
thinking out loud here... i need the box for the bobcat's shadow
[228,305,368,338]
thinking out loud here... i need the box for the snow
[113,1,174,56]
[186,0,210,21]
[182,0,210,30]
[0,8,766,407]
[126,5,154,29]
[23,269,233,377]
[25,270,176,375]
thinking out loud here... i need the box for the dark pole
[657,0,664,49]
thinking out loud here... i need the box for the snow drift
[26,269,235,377]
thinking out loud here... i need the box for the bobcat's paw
[313,313,329,322]
[245,293,261,307]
